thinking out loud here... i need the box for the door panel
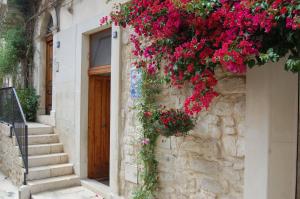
[88,75,111,181]
[45,36,53,115]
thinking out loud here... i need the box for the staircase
[19,123,81,194]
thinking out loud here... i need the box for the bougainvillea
[155,108,195,136]
[104,0,300,116]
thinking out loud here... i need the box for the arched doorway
[45,17,54,115]
[33,6,58,124]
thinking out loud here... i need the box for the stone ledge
[0,122,12,137]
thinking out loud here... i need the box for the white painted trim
[34,7,58,117]
[110,25,121,195]
[245,61,298,199]
[74,12,122,198]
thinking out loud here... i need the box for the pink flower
[147,63,157,75]
[141,138,150,145]
[144,111,153,118]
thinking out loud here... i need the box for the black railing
[0,87,28,185]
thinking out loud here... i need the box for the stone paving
[0,171,18,199]
[32,186,103,199]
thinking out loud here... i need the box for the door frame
[87,29,112,181]
[75,18,121,197]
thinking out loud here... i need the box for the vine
[0,0,40,87]
[134,70,161,199]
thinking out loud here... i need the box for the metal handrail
[0,87,28,185]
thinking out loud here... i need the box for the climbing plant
[0,0,40,87]
[102,0,300,198]
[133,70,161,199]
[0,27,28,85]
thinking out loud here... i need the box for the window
[90,29,112,68]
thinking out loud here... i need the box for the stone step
[27,143,64,156]
[28,175,81,194]
[28,153,68,168]
[28,130,53,136]
[14,134,59,146]
[28,123,53,135]
[28,163,74,181]
[28,134,59,145]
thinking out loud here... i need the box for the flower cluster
[105,0,300,116]
[156,109,195,137]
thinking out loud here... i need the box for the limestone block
[176,173,197,194]
[237,120,245,137]
[19,185,30,199]
[223,127,236,135]
[233,95,246,121]
[236,137,245,157]
[197,177,224,194]
[156,152,176,171]
[209,124,222,139]
[233,160,244,170]
[124,164,138,184]
[216,77,246,94]
[222,167,241,182]
[189,158,219,175]
[222,116,235,127]
[191,189,217,199]
[179,139,220,159]
[213,100,233,116]
[159,172,175,186]
[121,28,130,45]
[193,116,222,139]
[157,136,173,150]
[222,135,237,157]
[0,123,24,186]
[124,154,136,164]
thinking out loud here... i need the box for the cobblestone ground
[0,171,17,199]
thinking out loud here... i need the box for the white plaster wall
[54,26,77,169]
[59,0,113,31]
[245,60,298,199]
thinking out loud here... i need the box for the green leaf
[285,58,300,73]
[247,59,256,68]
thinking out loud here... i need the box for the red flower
[144,111,153,118]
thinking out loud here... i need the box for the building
[0,0,298,199]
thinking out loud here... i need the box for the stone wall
[0,123,24,186]
[119,28,246,199]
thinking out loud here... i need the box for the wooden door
[45,36,53,115]
[88,75,111,181]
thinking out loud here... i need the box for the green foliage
[17,88,40,122]
[257,23,300,72]
[0,27,27,81]
[133,71,162,199]
[0,0,40,87]
[183,0,220,17]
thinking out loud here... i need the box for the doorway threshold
[81,179,111,199]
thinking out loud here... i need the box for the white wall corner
[245,61,298,199]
